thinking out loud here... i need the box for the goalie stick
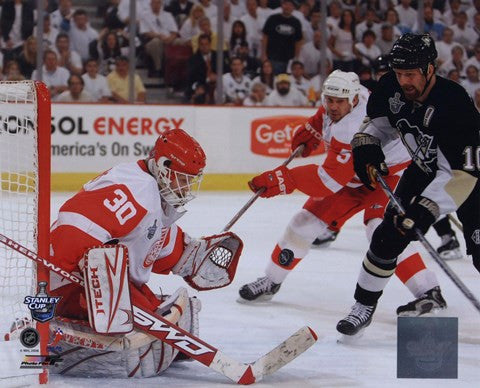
[222,145,305,232]
[0,233,317,384]
[375,172,480,314]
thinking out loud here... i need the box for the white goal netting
[0,81,46,383]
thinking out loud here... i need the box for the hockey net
[0,81,51,384]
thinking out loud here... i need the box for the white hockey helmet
[322,70,361,107]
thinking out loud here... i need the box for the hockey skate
[396,286,447,317]
[437,234,463,260]
[336,302,376,337]
[237,276,281,303]
[311,230,338,249]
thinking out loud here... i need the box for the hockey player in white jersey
[238,70,447,318]
[44,128,243,378]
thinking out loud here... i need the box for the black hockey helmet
[372,55,390,73]
[388,33,437,74]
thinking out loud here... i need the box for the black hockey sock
[432,217,454,237]
[354,284,382,306]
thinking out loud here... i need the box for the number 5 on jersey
[104,189,137,225]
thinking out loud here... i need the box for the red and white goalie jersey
[292,99,410,197]
[50,160,185,317]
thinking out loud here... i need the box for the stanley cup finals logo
[23,281,61,323]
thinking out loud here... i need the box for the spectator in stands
[355,8,380,41]
[450,11,477,55]
[186,33,228,103]
[466,43,480,71]
[191,16,228,52]
[67,9,99,62]
[442,0,462,26]
[252,59,275,95]
[90,30,128,76]
[3,60,25,81]
[229,20,248,58]
[257,0,275,27]
[265,73,308,106]
[57,74,94,102]
[436,27,465,67]
[104,0,127,31]
[107,56,146,103]
[262,0,303,74]
[179,5,205,43]
[412,5,445,41]
[50,0,75,32]
[34,14,59,49]
[394,0,417,31]
[289,60,312,98]
[139,0,179,78]
[298,29,332,78]
[0,0,35,61]
[382,8,407,37]
[376,23,395,55]
[447,68,461,83]
[439,45,467,78]
[222,1,235,42]
[118,0,151,24]
[190,82,208,104]
[166,0,194,28]
[243,82,268,106]
[53,33,83,75]
[231,0,247,20]
[32,49,70,101]
[326,0,342,31]
[474,88,480,111]
[293,1,314,43]
[467,0,480,25]
[354,30,381,68]
[461,64,480,98]
[199,0,217,24]
[237,42,261,79]
[82,58,112,102]
[472,12,480,42]
[328,9,356,72]
[17,35,37,79]
[223,57,252,105]
[241,0,264,58]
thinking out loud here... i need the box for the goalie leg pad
[83,245,133,334]
[51,287,201,378]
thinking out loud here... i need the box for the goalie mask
[147,129,206,208]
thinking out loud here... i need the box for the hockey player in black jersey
[337,33,480,336]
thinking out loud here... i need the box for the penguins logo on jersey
[396,119,437,173]
[389,92,405,114]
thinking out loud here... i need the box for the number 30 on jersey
[103,189,137,225]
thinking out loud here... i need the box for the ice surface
[47,192,479,388]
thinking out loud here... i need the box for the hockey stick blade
[0,232,317,384]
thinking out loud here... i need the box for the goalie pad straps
[172,232,243,291]
[83,245,133,334]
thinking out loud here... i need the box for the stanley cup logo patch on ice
[23,281,61,323]
[389,92,405,114]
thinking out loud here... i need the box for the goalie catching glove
[248,165,296,198]
[172,231,243,290]
[351,133,389,191]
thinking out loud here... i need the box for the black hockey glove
[393,196,440,239]
[351,133,389,191]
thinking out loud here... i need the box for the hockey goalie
[45,129,243,378]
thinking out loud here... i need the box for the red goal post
[0,81,51,384]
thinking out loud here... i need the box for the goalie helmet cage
[0,81,51,384]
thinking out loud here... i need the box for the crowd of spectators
[1,0,480,110]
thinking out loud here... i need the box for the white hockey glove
[82,245,133,334]
[172,232,243,290]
